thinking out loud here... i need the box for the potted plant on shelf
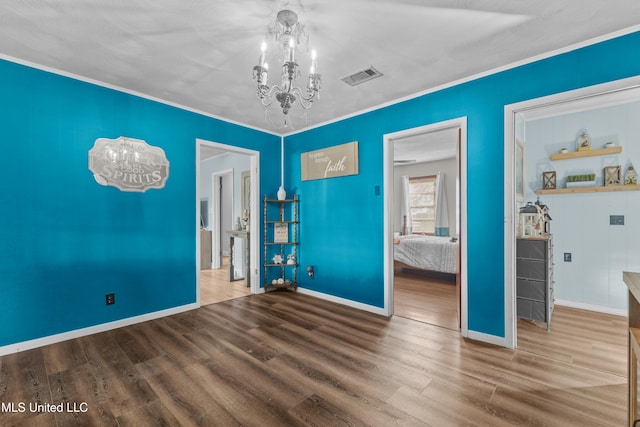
[566,173,596,188]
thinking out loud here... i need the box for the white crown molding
[284,24,640,137]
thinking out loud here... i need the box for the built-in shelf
[536,184,640,195]
[549,146,622,160]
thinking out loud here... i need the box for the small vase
[277,186,286,200]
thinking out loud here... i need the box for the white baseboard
[296,287,388,316]
[0,303,199,356]
[554,299,627,317]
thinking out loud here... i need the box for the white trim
[284,25,640,137]
[196,139,260,298]
[297,288,388,316]
[382,117,469,337]
[0,303,198,356]
[503,75,640,349]
[554,299,627,317]
[466,330,508,348]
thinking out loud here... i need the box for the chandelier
[252,9,321,127]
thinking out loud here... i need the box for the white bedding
[394,235,458,274]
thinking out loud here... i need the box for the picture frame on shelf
[604,166,621,186]
[542,171,556,190]
[273,222,289,243]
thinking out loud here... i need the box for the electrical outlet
[564,253,572,262]
[610,215,624,225]
[106,293,115,305]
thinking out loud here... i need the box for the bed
[394,235,458,275]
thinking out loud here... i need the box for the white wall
[524,100,640,312]
[200,153,251,270]
[200,152,251,228]
[393,157,458,236]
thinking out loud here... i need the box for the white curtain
[400,175,412,235]
[434,172,449,236]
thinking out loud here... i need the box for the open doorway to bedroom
[384,118,468,332]
[196,139,260,306]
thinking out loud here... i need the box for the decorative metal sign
[88,136,170,192]
[301,141,359,181]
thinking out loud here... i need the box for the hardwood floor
[394,270,458,330]
[0,293,626,426]
[200,257,251,306]
[517,305,627,377]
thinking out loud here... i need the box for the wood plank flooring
[200,257,251,306]
[394,270,458,330]
[0,293,627,426]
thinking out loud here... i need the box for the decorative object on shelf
[518,200,551,237]
[605,141,615,148]
[560,148,568,154]
[274,222,289,243]
[277,277,285,285]
[604,166,622,186]
[287,254,296,265]
[235,217,243,230]
[277,185,287,200]
[576,129,592,151]
[542,171,556,190]
[566,173,596,188]
[271,279,277,285]
[252,9,321,128]
[272,254,283,264]
[626,163,638,185]
[242,209,249,230]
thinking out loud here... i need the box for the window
[409,175,437,234]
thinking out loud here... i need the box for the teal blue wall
[0,60,280,347]
[285,31,640,338]
[2,31,638,347]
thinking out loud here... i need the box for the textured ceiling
[0,1,639,135]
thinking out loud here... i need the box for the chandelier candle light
[252,9,321,127]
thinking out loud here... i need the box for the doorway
[503,76,640,348]
[383,117,468,335]
[196,139,260,306]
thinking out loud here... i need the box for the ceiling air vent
[341,66,383,86]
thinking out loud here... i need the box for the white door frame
[196,139,261,303]
[212,169,234,267]
[383,117,469,337]
[503,76,640,348]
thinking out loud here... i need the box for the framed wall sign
[301,141,359,181]
[88,136,170,192]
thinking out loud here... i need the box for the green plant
[567,173,595,182]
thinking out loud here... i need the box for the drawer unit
[516,236,553,330]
